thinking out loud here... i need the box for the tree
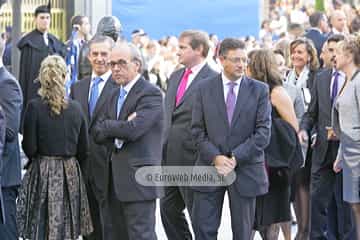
[315,0,325,12]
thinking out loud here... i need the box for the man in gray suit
[160,30,217,240]
[94,42,163,240]
[0,38,23,239]
[191,38,271,239]
[299,34,355,239]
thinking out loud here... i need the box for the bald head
[331,10,347,33]
[109,42,142,86]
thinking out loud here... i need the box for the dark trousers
[0,186,18,240]
[160,185,194,240]
[83,180,103,240]
[192,187,256,240]
[327,173,356,240]
[104,167,156,240]
[310,141,339,239]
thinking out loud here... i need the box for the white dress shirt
[185,61,207,89]
[330,69,346,97]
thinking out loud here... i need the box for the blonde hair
[38,55,68,115]
[338,33,360,66]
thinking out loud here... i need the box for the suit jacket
[0,106,5,223]
[304,29,327,59]
[70,75,117,201]
[301,68,341,172]
[94,77,164,202]
[0,67,23,187]
[163,64,217,166]
[332,70,360,151]
[192,74,271,196]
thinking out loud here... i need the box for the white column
[75,0,112,35]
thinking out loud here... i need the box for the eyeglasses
[109,59,130,68]
[224,56,247,64]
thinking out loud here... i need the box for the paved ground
[155,193,297,240]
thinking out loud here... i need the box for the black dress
[17,98,93,240]
[254,107,293,228]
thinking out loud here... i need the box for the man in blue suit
[0,39,23,239]
[305,11,329,61]
[191,38,271,239]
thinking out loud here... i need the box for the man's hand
[326,126,338,140]
[298,130,309,145]
[311,134,317,148]
[213,155,236,176]
[127,112,137,121]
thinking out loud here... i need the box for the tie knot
[184,68,192,76]
[227,81,237,89]
[93,76,103,85]
[333,71,340,77]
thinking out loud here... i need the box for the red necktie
[175,68,192,106]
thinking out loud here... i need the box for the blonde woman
[333,35,360,240]
[17,55,93,239]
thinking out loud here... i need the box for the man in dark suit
[94,42,163,240]
[304,12,328,61]
[299,34,354,239]
[191,38,271,239]
[17,4,66,123]
[0,39,23,239]
[70,35,116,240]
[160,30,218,240]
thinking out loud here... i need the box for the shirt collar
[91,70,112,83]
[221,73,242,86]
[332,68,345,78]
[123,74,141,93]
[189,61,206,76]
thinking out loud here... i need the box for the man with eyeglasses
[70,35,117,240]
[93,42,163,240]
[160,30,217,240]
[191,38,271,239]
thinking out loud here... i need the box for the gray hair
[88,35,115,50]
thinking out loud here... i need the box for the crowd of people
[0,1,360,240]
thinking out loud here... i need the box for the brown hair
[38,55,68,115]
[179,30,210,58]
[290,38,319,71]
[338,34,360,66]
[247,49,283,91]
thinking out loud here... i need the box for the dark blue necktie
[88,77,102,117]
[331,71,340,106]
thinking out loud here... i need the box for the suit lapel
[321,69,332,115]
[213,75,229,129]
[118,78,144,120]
[231,77,251,128]
[79,78,91,122]
[176,64,209,108]
[169,69,185,111]
[90,77,116,126]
